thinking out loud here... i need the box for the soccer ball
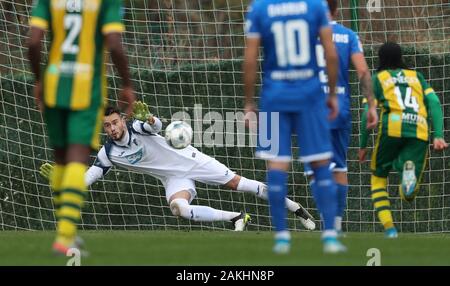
[165,121,193,149]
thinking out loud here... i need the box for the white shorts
[161,159,236,203]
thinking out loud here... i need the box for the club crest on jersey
[124,148,144,164]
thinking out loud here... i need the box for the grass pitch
[0,231,448,266]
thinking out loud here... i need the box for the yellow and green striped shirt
[30,0,125,110]
[372,69,436,142]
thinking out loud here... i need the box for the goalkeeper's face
[103,113,127,141]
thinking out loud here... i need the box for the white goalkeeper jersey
[85,118,213,186]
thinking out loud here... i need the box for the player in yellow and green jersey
[27,0,136,255]
[359,42,448,238]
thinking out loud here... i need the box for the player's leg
[191,157,315,230]
[53,105,103,254]
[52,148,66,222]
[393,138,428,202]
[330,127,351,235]
[296,103,345,253]
[165,178,248,230]
[255,110,292,254]
[224,175,315,230]
[43,108,67,225]
[371,133,401,238]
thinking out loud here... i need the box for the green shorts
[44,104,104,150]
[371,134,428,181]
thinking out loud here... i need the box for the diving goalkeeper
[41,102,316,231]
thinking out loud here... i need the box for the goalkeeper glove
[133,101,154,123]
[39,162,54,181]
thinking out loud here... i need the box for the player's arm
[351,50,378,129]
[242,2,261,127]
[359,76,381,162]
[132,116,163,135]
[102,0,135,116]
[358,99,371,162]
[243,36,260,118]
[131,101,162,134]
[319,26,338,120]
[40,147,113,186]
[421,74,448,150]
[27,0,50,112]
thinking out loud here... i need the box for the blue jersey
[316,21,363,129]
[245,0,331,111]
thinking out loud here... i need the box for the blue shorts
[304,127,351,175]
[255,102,333,163]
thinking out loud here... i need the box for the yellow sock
[50,164,65,221]
[371,175,394,230]
[56,162,87,246]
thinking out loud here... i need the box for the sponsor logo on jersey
[402,112,427,125]
[390,114,401,122]
[124,148,144,164]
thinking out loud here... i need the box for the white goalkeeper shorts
[162,159,236,203]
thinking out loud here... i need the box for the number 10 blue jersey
[245,0,331,111]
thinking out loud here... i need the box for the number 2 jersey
[360,69,444,147]
[245,0,331,111]
[30,0,125,110]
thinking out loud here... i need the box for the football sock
[311,164,337,232]
[237,177,299,212]
[267,170,288,232]
[336,183,348,230]
[371,175,394,230]
[170,198,239,222]
[56,162,87,247]
[50,164,65,222]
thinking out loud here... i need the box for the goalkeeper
[359,42,448,238]
[41,102,316,231]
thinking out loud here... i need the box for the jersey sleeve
[85,165,105,186]
[417,71,435,96]
[418,72,444,138]
[131,118,162,135]
[350,31,364,55]
[93,146,113,174]
[30,0,50,30]
[244,1,261,38]
[101,0,125,35]
[318,0,331,30]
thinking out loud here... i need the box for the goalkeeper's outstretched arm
[40,146,113,186]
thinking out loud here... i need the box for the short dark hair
[327,0,338,15]
[377,42,408,72]
[104,106,121,117]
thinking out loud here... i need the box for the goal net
[0,0,448,233]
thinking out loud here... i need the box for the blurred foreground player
[28,0,135,254]
[243,0,345,253]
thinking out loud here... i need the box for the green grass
[0,231,449,266]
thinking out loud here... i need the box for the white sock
[322,230,337,240]
[335,216,342,232]
[285,198,300,213]
[172,198,239,222]
[237,177,299,213]
[237,177,265,198]
[275,230,291,241]
[190,205,239,222]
